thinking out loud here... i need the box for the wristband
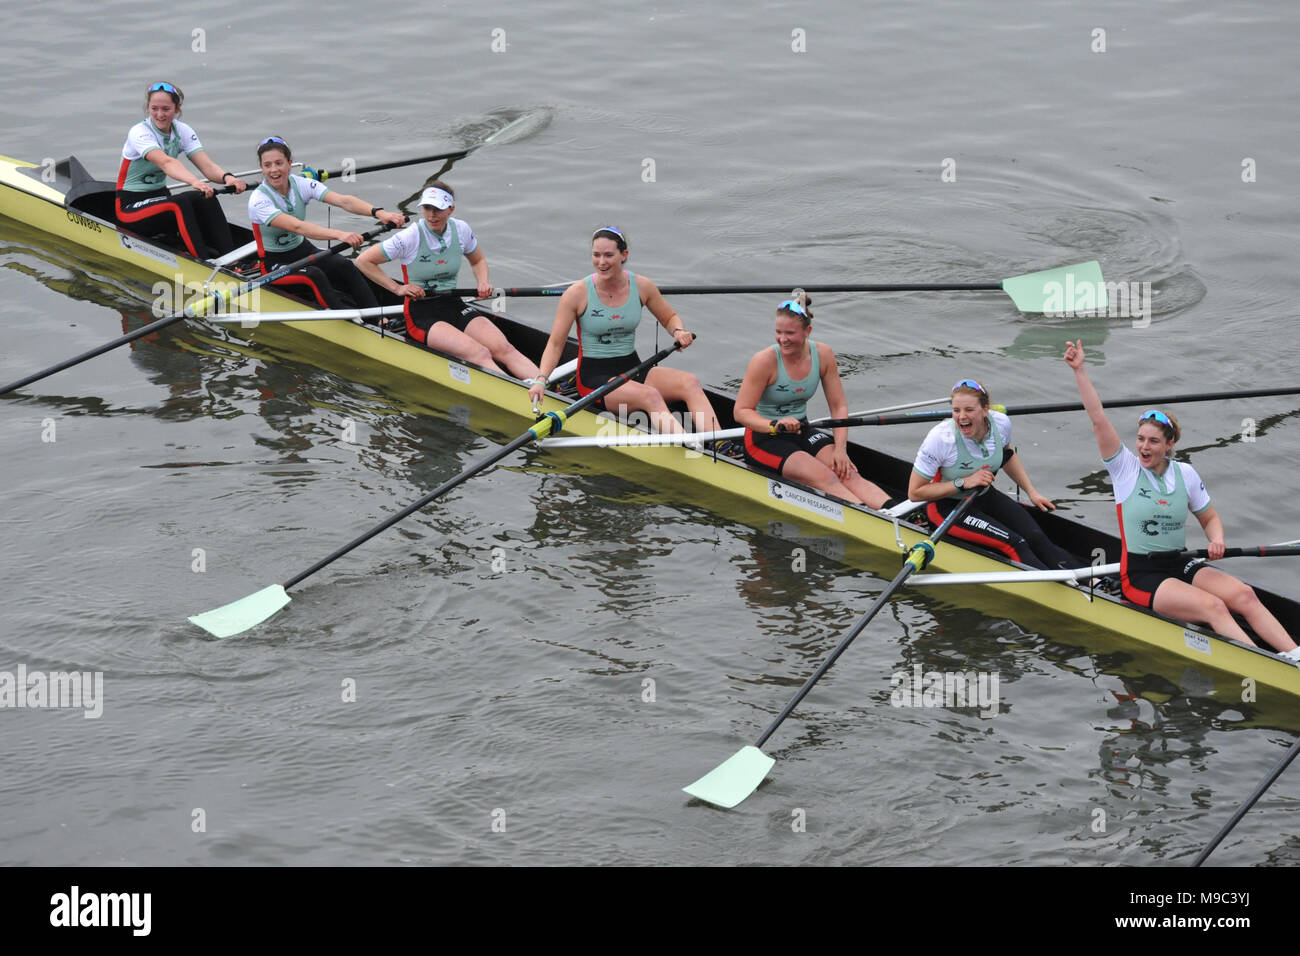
[769,421,777,436]
[221,172,233,184]
[370,206,383,218]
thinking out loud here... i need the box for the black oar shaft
[1193,736,1300,866]
[485,283,1002,298]
[280,340,687,593]
[815,385,1300,428]
[1182,546,1300,559]
[0,229,388,396]
[753,495,977,749]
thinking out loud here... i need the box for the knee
[1225,582,1261,613]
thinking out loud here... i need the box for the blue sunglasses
[1141,409,1172,427]
[149,82,178,94]
[777,299,807,316]
[952,379,985,393]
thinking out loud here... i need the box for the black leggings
[926,487,1077,570]
[116,188,235,260]
[264,242,378,310]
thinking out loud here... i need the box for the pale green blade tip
[188,585,290,638]
[1002,260,1105,313]
[682,745,776,808]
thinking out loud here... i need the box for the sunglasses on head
[777,299,807,316]
[149,82,178,94]
[952,379,985,393]
[258,136,287,148]
[1141,409,1172,427]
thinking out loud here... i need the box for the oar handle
[1180,546,1300,559]
[0,225,392,396]
[752,494,978,749]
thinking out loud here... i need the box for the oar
[540,396,953,449]
[188,340,689,638]
[683,494,978,809]
[1192,735,1300,866]
[1183,545,1300,559]
[208,305,405,324]
[465,262,1101,314]
[0,227,392,396]
[302,114,541,182]
[813,385,1300,429]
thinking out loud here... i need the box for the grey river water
[2,0,1300,867]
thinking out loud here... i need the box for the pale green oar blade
[188,585,290,638]
[1001,260,1104,313]
[682,745,776,808]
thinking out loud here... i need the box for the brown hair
[951,379,990,408]
[777,288,813,328]
[1138,410,1181,443]
[592,226,628,252]
[145,82,184,114]
[257,137,292,163]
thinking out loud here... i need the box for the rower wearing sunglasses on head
[116,81,248,260]
[249,136,405,311]
[1065,340,1300,658]
[733,292,890,507]
[908,377,1078,570]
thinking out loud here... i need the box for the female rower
[116,81,247,260]
[908,378,1078,570]
[250,136,404,310]
[1064,340,1300,657]
[356,183,538,380]
[733,294,889,507]
[526,227,720,434]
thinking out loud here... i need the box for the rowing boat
[4,151,1300,702]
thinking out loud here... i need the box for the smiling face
[951,389,988,439]
[773,312,810,356]
[592,238,626,278]
[422,204,454,231]
[1135,421,1174,469]
[258,147,292,191]
[147,91,179,132]
[591,236,628,277]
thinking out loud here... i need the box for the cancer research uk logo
[1041,276,1153,328]
[0,663,104,718]
[891,664,1000,718]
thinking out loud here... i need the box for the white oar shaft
[210,306,404,324]
[909,563,1121,586]
[842,396,951,417]
[541,397,953,449]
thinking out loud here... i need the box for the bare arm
[321,190,405,227]
[1064,340,1121,460]
[1194,504,1226,560]
[733,350,779,432]
[527,283,583,402]
[639,275,693,350]
[465,247,492,299]
[1001,451,1055,511]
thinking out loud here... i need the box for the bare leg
[598,380,683,434]
[1191,566,1298,652]
[1152,577,1258,646]
[646,367,721,433]
[465,315,540,381]
[815,444,889,508]
[422,322,505,374]
[781,450,864,504]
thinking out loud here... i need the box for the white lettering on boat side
[119,234,177,267]
[767,480,844,523]
[1183,629,1212,655]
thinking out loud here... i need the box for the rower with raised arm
[115,81,247,260]
[249,136,404,311]
[1064,340,1300,658]
[527,226,720,435]
[907,378,1078,570]
[733,293,889,507]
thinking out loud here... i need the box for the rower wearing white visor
[356,182,538,380]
